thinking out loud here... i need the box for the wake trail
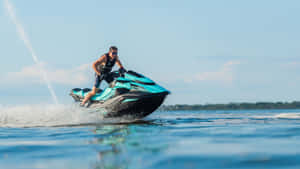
[4,0,59,104]
[0,104,105,127]
[274,113,300,119]
[251,112,300,119]
[0,104,143,128]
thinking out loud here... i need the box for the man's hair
[109,46,118,51]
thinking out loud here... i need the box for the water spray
[4,0,59,104]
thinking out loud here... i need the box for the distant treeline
[160,101,300,111]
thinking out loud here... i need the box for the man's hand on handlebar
[119,67,127,75]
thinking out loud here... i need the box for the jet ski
[70,70,170,118]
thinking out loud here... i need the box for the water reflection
[90,120,167,169]
[91,125,129,169]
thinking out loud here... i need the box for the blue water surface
[1,109,300,169]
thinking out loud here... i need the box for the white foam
[0,104,106,127]
[274,113,300,119]
[251,112,300,120]
[0,104,145,127]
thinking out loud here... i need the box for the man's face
[109,50,118,57]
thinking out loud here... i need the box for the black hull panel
[103,92,168,118]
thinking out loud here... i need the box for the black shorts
[94,72,114,88]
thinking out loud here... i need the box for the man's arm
[116,56,124,69]
[92,55,106,75]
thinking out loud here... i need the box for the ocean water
[1,106,300,169]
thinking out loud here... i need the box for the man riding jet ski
[70,46,170,118]
[80,46,126,107]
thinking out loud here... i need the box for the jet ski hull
[102,92,168,118]
[70,91,168,118]
[70,70,170,118]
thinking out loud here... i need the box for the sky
[0,0,300,105]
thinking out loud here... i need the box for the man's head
[109,46,118,57]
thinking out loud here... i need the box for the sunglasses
[112,52,118,55]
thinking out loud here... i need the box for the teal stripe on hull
[122,98,139,103]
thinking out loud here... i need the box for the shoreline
[161,101,300,111]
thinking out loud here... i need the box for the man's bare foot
[80,103,85,107]
[80,100,91,107]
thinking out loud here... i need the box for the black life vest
[98,53,116,74]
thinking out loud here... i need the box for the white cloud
[286,61,300,67]
[2,63,92,86]
[185,61,241,84]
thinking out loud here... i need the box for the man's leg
[81,73,102,105]
[81,87,98,105]
[104,72,114,84]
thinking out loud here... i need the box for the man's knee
[90,87,98,95]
